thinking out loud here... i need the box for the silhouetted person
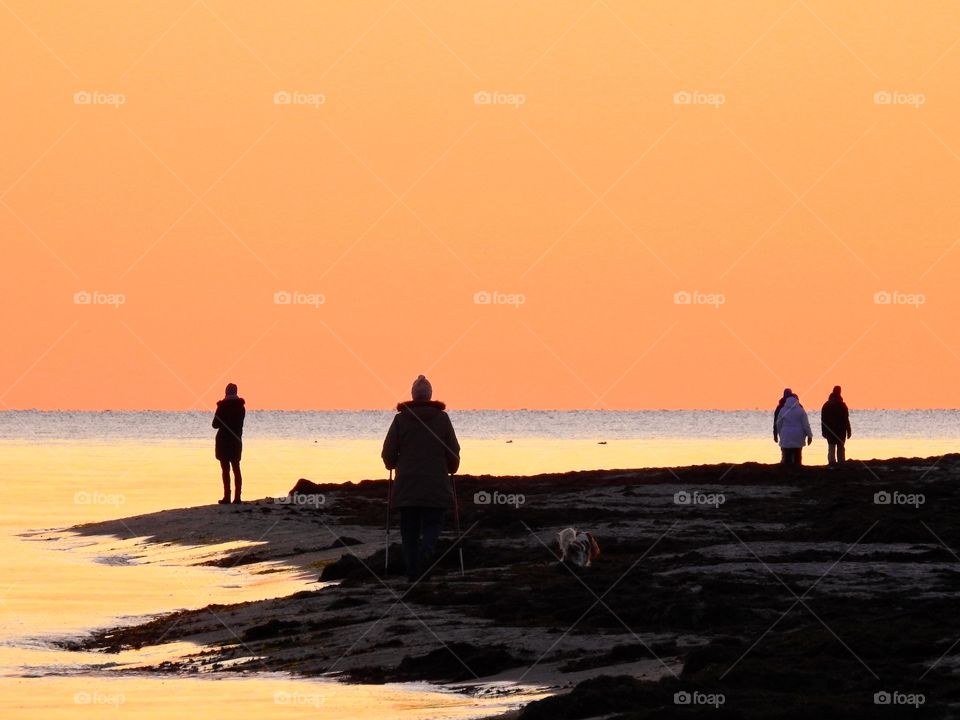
[777,394,812,466]
[382,375,460,582]
[212,383,245,504]
[773,387,793,444]
[821,385,852,465]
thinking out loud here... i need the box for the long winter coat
[381,401,460,509]
[213,397,245,461]
[821,394,851,443]
[776,395,812,449]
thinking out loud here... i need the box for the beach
[7,0,960,715]
[53,454,960,718]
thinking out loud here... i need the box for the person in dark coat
[213,383,245,504]
[381,375,460,582]
[821,385,852,465]
[773,388,793,444]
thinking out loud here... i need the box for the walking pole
[384,469,393,574]
[452,475,465,576]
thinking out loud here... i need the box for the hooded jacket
[212,396,245,461]
[821,393,851,443]
[776,395,812,449]
[773,397,787,439]
[382,401,460,509]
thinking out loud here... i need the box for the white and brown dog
[557,528,601,568]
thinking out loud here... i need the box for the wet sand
[60,455,960,718]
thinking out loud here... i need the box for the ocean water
[0,410,571,718]
[2,408,959,443]
[0,410,956,719]
[2,410,956,495]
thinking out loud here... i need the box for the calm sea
[1,409,958,443]
[1,409,957,489]
[0,409,956,718]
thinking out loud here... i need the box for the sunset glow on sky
[3,1,960,410]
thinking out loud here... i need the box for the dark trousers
[828,440,846,465]
[399,507,443,581]
[781,447,803,466]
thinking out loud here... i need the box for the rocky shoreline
[61,455,960,718]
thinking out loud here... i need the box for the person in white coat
[776,394,813,466]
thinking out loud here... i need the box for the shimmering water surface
[0,410,955,718]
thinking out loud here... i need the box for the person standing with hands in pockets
[213,383,245,504]
[821,385,852,465]
[381,375,460,583]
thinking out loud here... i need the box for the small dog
[556,528,601,568]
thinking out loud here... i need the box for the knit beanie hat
[411,375,432,402]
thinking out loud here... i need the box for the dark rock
[327,536,363,549]
[520,675,669,719]
[394,642,529,682]
[319,553,366,581]
[241,619,302,642]
[327,596,368,611]
[288,478,326,496]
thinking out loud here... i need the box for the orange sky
[2,1,960,410]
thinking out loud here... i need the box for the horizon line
[1,407,958,413]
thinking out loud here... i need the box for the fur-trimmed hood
[396,400,446,413]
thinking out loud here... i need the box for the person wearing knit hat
[382,375,460,582]
[821,385,852,465]
[212,383,246,504]
[411,374,432,402]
